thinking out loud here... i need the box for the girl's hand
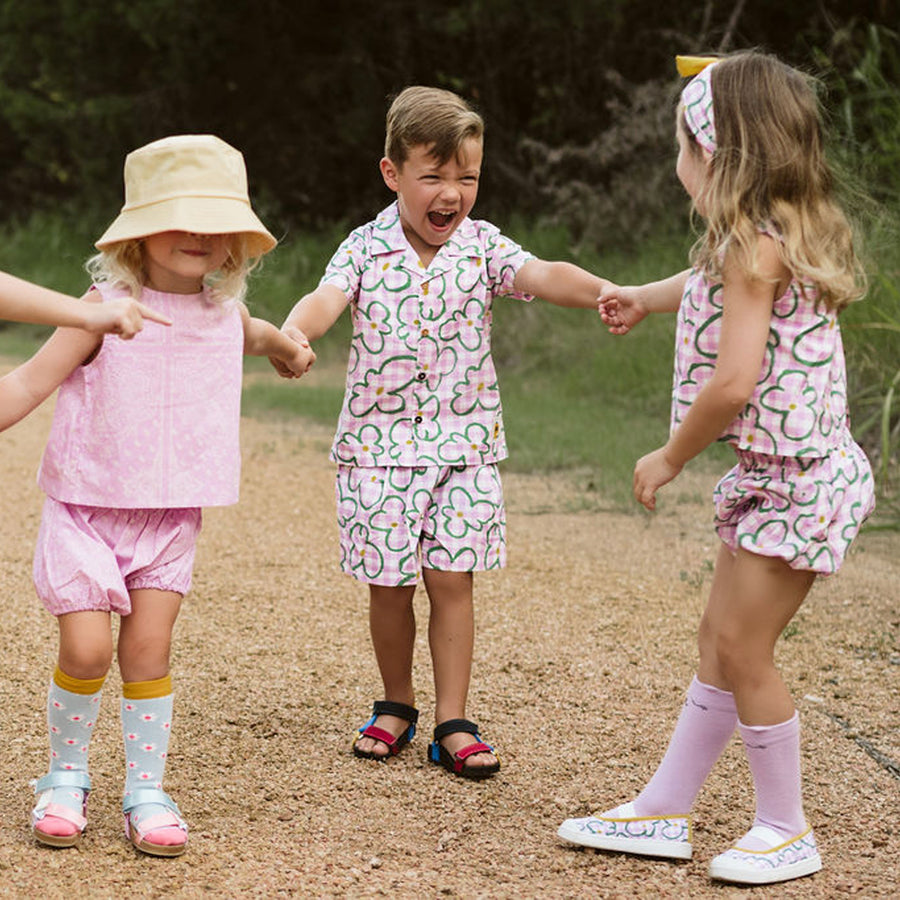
[598,285,649,335]
[270,327,315,378]
[83,298,172,338]
[633,446,682,511]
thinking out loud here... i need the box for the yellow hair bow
[675,55,720,77]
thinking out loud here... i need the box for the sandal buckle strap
[371,700,419,723]
[34,770,92,794]
[123,788,180,815]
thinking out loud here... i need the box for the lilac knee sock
[633,676,737,817]
[737,711,807,848]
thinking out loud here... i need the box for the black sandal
[428,718,500,779]
[352,700,419,760]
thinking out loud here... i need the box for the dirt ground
[0,380,898,899]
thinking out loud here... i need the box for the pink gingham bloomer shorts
[713,437,874,575]
[336,463,506,586]
[33,499,202,615]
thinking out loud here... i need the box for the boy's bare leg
[354,583,417,757]
[423,568,497,769]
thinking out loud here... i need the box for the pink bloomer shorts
[33,498,202,616]
[335,463,506,586]
[713,437,875,575]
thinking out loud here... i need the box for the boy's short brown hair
[384,86,484,167]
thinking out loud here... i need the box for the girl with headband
[0,135,314,857]
[558,52,873,886]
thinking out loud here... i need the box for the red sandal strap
[455,741,492,762]
[359,725,400,748]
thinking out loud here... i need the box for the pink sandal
[123,788,188,857]
[31,771,91,848]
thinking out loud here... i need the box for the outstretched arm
[0,272,170,337]
[599,270,691,335]
[0,324,101,432]
[240,303,316,377]
[633,245,784,510]
[269,284,350,378]
[512,259,614,309]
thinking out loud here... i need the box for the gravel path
[1,389,897,898]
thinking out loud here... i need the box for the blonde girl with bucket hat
[558,53,874,886]
[0,134,314,857]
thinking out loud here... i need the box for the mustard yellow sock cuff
[122,675,173,700]
[53,666,106,695]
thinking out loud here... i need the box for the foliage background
[0,0,898,511]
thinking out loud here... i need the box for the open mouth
[427,211,457,229]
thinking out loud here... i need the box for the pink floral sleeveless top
[39,282,244,508]
[672,255,850,459]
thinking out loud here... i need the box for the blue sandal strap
[123,788,181,815]
[35,771,92,794]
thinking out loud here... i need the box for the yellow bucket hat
[95,134,276,257]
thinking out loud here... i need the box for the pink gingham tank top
[38,282,244,508]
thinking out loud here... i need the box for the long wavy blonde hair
[85,233,259,303]
[684,51,864,311]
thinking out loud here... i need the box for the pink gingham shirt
[672,260,850,458]
[321,202,534,467]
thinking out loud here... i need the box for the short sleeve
[319,227,368,300]
[480,221,535,301]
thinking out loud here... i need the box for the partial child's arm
[269,285,350,378]
[240,303,316,377]
[0,323,102,433]
[0,271,171,337]
[599,270,690,334]
[512,259,613,309]
[633,242,785,510]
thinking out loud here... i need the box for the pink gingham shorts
[713,437,874,575]
[335,464,506,586]
[33,498,202,616]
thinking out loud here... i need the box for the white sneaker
[558,802,692,860]
[709,825,822,885]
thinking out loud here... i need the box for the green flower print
[347,356,414,417]
[441,485,495,539]
[453,256,485,293]
[791,313,836,368]
[759,370,818,442]
[347,522,385,580]
[438,298,486,352]
[721,405,779,453]
[356,300,392,354]
[449,353,500,415]
[370,495,410,552]
[436,423,493,465]
[333,424,386,466]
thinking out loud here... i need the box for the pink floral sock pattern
[633,676,737,816]
[44,679,103,818]
[737,712,806,849]
[121,692,174,820]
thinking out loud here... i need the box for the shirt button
[416,372,426,381]
[414,415,423,424]
[421,328,429,337]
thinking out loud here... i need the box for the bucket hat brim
[95,195,277,257]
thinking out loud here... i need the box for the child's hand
[84,298,172,339]
[270,326,315,378]
[598,285,648,335]
[633,446,682,511]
